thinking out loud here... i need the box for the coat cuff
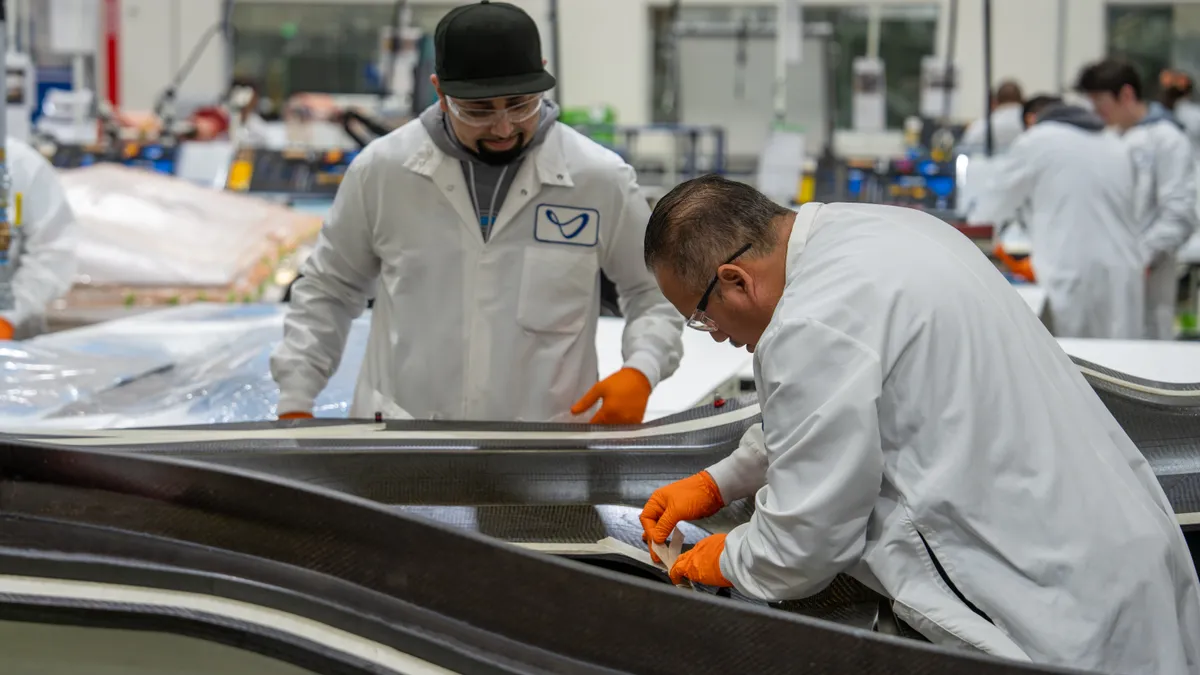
[277,390,317,417]
[622,351,663,388]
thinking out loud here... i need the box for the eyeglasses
[446,95,543,128]
[687,243,752,332]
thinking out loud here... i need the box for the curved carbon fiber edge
[0,441,1081,675]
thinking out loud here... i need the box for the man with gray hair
[639,175,1200,672]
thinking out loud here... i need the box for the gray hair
[644,174,792,294]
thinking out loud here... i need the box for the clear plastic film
[57,164,322,306]
[0,304,365,430]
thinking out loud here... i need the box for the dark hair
[1022,94,1062,126]
[644,175,792,293]
[1075,59,1143,100]
[995,80,1023,106]
[1159,69,1194,110]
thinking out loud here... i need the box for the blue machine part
[847,169,865,198]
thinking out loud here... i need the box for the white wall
[104,0,1186,126]
[116,0,225,111]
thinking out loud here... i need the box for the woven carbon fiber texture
[0,441,1079,675]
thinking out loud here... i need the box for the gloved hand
[0,319,12,341]
[570,367,652,424]
[640,471,725,563]
[278,411,314,420]
[670,533,732,587]
[992,244,1035,282]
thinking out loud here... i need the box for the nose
[492,117,514,136]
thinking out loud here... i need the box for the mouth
[481,137,519,152]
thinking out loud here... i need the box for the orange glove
[0,319,12,341]
[670,533,732,587]
[570,367,652,424]
[992,244,1035,282]
[640,471,725,563]
[278,411,314,420]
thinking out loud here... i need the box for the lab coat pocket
[516,246,598,334]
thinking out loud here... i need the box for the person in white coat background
[0,137,77,340]
[956,80,1025,156]
[639,175,1200,673]
[271,1,683,423]
[1077,59,1198,340]
[968,94,1144,338]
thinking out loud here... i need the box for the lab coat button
[521,189,528,196]
[447,185,455,191]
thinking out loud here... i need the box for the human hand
[570,367,652,424]
[670,533,732,587]
[640,471,725,563]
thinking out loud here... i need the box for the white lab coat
[271,121,684,421]
[969,120,1144,338]
[957,103,1025,156]
[0,138,77,338]
[1121,117,1198,339]
[705,202,1200,673]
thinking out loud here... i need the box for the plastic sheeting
[1,304,365,429]
[57,164,322,307]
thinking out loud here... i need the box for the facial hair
[473,133,526,166]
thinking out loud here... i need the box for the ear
[431,75,449,112]
[715,265,751,298]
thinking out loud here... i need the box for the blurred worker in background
[968,95,1144,338]
[0,138,77,340]
[639,175,1200,673]
[1077,59,1198,340]
[1160,69,1200,157]
[271,1,683,423]
[957,79,1024,155]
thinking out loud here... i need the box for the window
[229,3,451,105]
[650,3,938,130]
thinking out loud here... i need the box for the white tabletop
[595,317,752,419]
[1057,339,1200,383]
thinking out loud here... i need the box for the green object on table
[1179,311,1197,335]
[560,105,617,147]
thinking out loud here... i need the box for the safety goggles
[687,243,752,332]
[446,95,543,128]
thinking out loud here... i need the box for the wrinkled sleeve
[966,135,1038,227]
[720,319,885,602]
[270,156,381,414]
[705,423,769,503]
[1,148,77,333]
[1140,129,1198,266]
[600,163,684,387]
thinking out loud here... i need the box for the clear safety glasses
[446,95,543,128]
[687,243,752,332]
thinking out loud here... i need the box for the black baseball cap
[435,1,556,100]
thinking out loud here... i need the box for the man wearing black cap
[271,1,684,424]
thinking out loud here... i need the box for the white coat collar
[785,202,827,279]
[403,123,575,189]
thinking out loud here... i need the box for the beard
[473,133,527,166]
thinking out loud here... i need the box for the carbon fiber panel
[0,442,1078,675]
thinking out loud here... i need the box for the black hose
[341,109,392,149]
[153,22,229,120]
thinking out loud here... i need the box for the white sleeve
[600,163,684,387]
[705,423,768,503]
[956,118,985,155]
[1140,128,1198,266]
[965,135,1038,227]
[2,150,77,332]
[720,319,885,602]
[270,156,381,413]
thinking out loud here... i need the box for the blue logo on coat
[535,204,599,247]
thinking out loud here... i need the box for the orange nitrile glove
[992,243,1036,282]
[570,367,652,424]
[278,411,314,420]
[0,319,12,341]
[670,533,732,587]
[640,471,725,563]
